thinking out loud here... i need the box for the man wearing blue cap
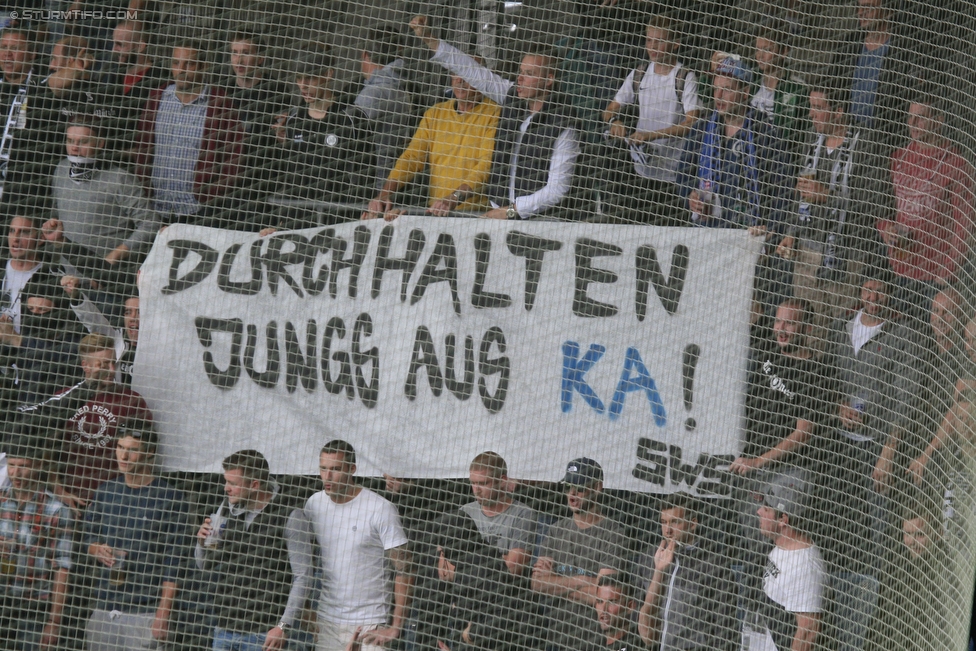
[531,458,629,651]
[677,55,790,232]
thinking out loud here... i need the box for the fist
[410,15,431,39]
[41,219,64,244]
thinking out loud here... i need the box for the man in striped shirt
[0,432,74,650]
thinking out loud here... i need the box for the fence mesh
[0,1,972,650]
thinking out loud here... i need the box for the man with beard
[134,39,242,226]
[43,333,151,513]
[733,298,836,477]
[0,269,83,418]
[531,458,629,651]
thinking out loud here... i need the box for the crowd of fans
[0,0,972,650]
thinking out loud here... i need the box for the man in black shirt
[97,20,166,160]
[223,32,290,140]
[733,297,835,475]
[265,49,373,230]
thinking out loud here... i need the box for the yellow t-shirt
[387,98,501,210]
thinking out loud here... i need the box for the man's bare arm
[360,545,413,646]
[791,612,820,651]
[503,547,530,576]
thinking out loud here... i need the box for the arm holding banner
[730,418,815,475]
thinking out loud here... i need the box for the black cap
[562,457,603,486]
[116,414,157,449]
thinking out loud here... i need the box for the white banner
[135,219,761,493]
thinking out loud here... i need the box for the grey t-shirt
[540,516,630,651]
[460,499,537,555]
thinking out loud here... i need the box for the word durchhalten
[11,9,138,20]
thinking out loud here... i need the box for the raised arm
[637,539,674,647]
[411,15,512,106]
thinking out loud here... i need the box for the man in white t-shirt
[601,14,700,225]
[1,214,45,333]
[460,450,537,577]
[305,439,412,651]
[756,468,824,651]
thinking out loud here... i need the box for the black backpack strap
[632,60,649,98]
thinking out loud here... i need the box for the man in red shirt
[881,90,976,322]
[48,332,152,512]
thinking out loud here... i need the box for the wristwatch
[506,205,519,220]
[277,620,290,633]
[450,190,462,204]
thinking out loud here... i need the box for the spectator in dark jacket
[435,511,542,651]
[637,493,737,651]
[677,56,791,232]
[264,49,373,230]
[97,20,167,160]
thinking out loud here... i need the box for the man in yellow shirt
[361,63,500,220]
